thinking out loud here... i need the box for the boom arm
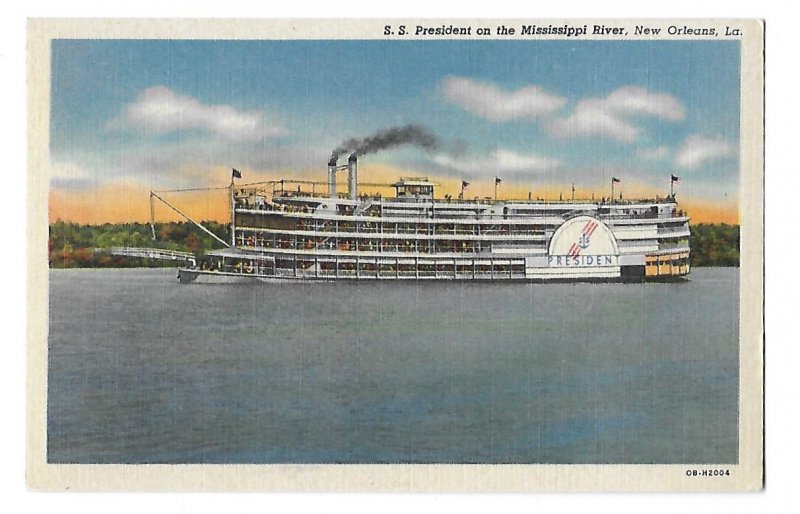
[149,191,230,248]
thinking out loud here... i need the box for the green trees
[689,223,740,267]
[49,220,230,268]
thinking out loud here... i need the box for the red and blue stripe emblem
[567,220,599,256]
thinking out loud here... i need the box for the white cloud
[547,86,685,143]
[637,146,670,160]
[442,76,567,122]
[431,149,561,176]
[604,87,685,121]
[119,86,287,141]
[675,134,736,169]
[49,160,97,189]
[548,99,639,142]
[50,160,93,181]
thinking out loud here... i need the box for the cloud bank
[442,76,567,122]
[431,149,561,176]
[49,160,95,189]
[442,78,686,145]
[119,86,287,141]
[675,134,735,169]
[547,86,685,143]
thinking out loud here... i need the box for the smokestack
[347,153,358,200]
[328,152,338,199]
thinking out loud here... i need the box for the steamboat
[169,153,690,283]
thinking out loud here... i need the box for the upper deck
[233,180,687,225]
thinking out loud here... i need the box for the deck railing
[235,202,687,222]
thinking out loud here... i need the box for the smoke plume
[333,124,439,159]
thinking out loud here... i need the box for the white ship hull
[180,159,690,283]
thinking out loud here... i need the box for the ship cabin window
[394,178,436,200]
[396,185,433,197]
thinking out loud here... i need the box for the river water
[47,267,739,464]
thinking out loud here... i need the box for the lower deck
[183,251,690,283]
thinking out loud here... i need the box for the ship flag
[670,174,680,197]
[459,180,470,200]
[495,177,502,185]
[611,177,621,202]
[232,168,242,179]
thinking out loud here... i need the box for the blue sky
[50,39,740,204]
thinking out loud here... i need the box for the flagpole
[230,168,243,247]
[670,176,674,197]
[611,179,615,203]
[230,173,236,247]
[494,180,498,201]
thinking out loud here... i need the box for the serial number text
[685,469,731,477]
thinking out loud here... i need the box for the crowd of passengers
[235,234,489,253]
[234,189,685,219]
[234,194,313,213]
[199,259,270,274]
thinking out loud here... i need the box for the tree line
[688,223,740,267]
[48,220,230,268]
[48,220,740,268]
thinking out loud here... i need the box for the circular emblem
[548,216,619,258]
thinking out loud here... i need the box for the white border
[4,0,791,510]
[26,17,764,493]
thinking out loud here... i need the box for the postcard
[27,18,764,491]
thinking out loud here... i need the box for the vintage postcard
[27,18,764,491]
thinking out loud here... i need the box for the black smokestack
[334,124,439,157]
[328,151,339,167]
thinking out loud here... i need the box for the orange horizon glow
[49,169,740,226]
